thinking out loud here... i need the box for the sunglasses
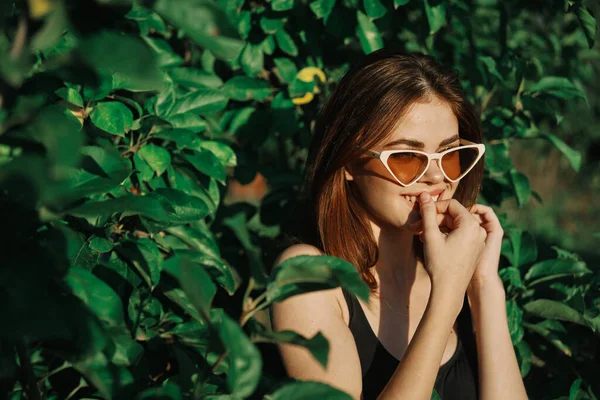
[366,138,485,187]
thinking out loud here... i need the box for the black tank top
[341,288,480,400]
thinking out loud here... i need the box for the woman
[270,50,528,400]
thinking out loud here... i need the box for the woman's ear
[344,166,354,181]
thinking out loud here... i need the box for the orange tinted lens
[441,147,479,180]
[387,152,429,185]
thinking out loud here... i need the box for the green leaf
[505,229,537,268]
[506,299,524,345]
[309,0,336,22]
[268,381,353,400]
[478,56,503,83]
[178,257,217,317]
[431,388,441,400]
[152,0,244,61]
[364,0,386,19]
[528,76,588,104]
[64,267,126,328]
[538,133,582,172]
[499,266,524,290]
[117,238,163,288]
[168,251,238,295]
[275,29,299,56]
[569,378,583,400]
[394,0,409,8]
[219,314,262,397]
[169,88,229,117]
[272,0,295,11]
[356,11,383,54]
[267,255,370,303]
[78,30,164,91]
[574,5,597,49]
[89,237,113,253]
[67,195,176,223]
[137,383,182,400]
[509,169,531,207]
[55,87,83,107]
[147,188,211,222]
[523,299,587,326]
[90,102,134,136]
[240,43,264,77]
[138,144,171,176]
[166,225,220,259]
[249,319,329,368]
[170,68,224,89]
[274,58,298,83]
[185,149,228,182]
[197,140,237,167]
[423,0,446,35]
[223,76,272,101]
[260,16,286,34]
[523,321,572,357]
[524,259,591,286]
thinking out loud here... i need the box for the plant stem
[16,341,41,400]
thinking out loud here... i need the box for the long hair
[288,49,484,294]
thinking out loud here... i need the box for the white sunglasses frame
[366,138,486,187]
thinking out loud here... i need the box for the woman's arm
[376,284,464,400]
[467,277,529,400]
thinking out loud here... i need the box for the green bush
[1,0,599,399]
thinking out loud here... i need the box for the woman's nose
[419,159,445,184]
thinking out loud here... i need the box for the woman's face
[345,96,460,230]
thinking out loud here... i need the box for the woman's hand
[416,193,487,299]
[410,202,504,289]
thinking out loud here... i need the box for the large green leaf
[423,0,446,35]
[116,238,163,289]
[223,76,272,101]
[185,149,228,182]
[90,102,134,136]
[275,29,299,56]
[509,168,531,207]
[523,299,587,327]
[137,144,171,176]
[64,267,126,328]
[364,0,386,19]
[66,194,177,222]
[524,259,591,286]
[267,255,370,303]
[152,0,245,61]
[356,11,382,54]
[166,251,238,295]
[504,229,537,269]
[169,88,229,116]
[78,30,164,91]
[147,188,211,222]
[538,133,582,172]
[574,5,597,49]
[219,314,262,398]
[527,76,588,104]
[179,257,217,316]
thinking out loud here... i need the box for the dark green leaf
[185,149,228,182]
[90,102,134,136]
[169,89,229,116]
[223,76,272,101]
[364,0,386,19]
[138,144,171,176]
[423,0,446,35]
[574,5,596,49]
[309,0,336,22]
[219,314,262,397]
[55,87,83,107]
[538,133,582,172]
[356,11,383,54]
[64,267,126,328]
[275,29,299,56]
[528,77,588,104]
[274,58,298,83]
[272,0,295,11]
[524,259,591,285]
[89,237,113,253]
[148,188,211,222]
[170,68,224,89]
[509,169,531,207]
[523,299,587,326]
[180,257,217,316]
[267,255,370,303]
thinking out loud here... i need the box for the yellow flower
[292,67,326,105]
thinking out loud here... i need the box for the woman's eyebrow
[384,134,460,148]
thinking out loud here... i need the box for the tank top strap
[340,286,356,320]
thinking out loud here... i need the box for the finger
[433,199,479,228]
[409,213,446,232]
[418,192,442,243]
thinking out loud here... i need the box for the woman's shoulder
[271,243,351,326]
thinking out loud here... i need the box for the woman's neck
[369,221,431,297]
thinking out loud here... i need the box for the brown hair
[291,49,484,294]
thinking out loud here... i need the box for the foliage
[0,0,599,399]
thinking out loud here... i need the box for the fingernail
[420,192,431,203]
